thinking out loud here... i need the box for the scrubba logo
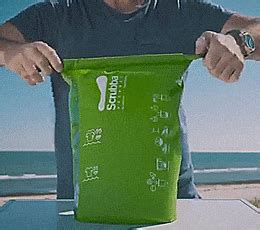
[96,75,126,111]
[107,76,119,111]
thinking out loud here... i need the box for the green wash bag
[62,54,196,225]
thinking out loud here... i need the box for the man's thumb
[195,31,215,57]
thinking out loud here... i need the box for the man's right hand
[3,41,63,86]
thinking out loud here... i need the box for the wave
[194,167,260,174]
[0,174,57,180]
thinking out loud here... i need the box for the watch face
[243,34,255,50]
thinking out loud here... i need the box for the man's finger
[218,67,237,83]
[18,66,37,85]
[35,42,63,72]
[204,51,221,71]
[195,37,208,56]
[22,61,44,83]
[36,59,53,77]
[228,69,241,83]
[16,65,29,80]
[28,47,54,77]
[208,54,231,77]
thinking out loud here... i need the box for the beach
[197,183,260,200]
[1,183,259,207]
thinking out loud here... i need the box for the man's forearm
[0,37,23,67]
[222,14,260,60]
[0,22,27,67]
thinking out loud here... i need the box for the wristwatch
[225,29,255,57]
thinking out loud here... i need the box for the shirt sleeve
[6,2,62,46]
[178,0,234,53]
[179,0,233,32]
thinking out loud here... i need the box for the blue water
[192,152,260,184]
[0,151,57,196]
[0,151,260,196]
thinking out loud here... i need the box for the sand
[0,194,56,207]
[197,183,260,200]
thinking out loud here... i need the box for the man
[0,0,259,199]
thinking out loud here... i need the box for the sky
[0,0,259,152]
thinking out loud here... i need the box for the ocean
[192,152,260,184]
[0,151,260,196]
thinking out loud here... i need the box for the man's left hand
[196,31,244,83]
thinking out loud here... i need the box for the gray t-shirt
[8,0,232,199]
[9,0,232,58]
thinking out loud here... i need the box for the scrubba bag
[62,54,196,225]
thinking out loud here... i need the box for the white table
[1,199,259,230]
[138,199,260,230]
